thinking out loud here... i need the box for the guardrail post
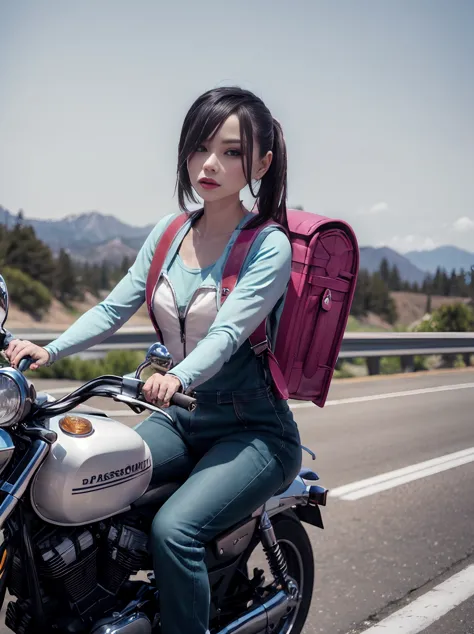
[366,357,381,375]
[463,353,472,367]
[401,355,415,373]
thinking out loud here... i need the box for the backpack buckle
[250,340,269,356]
[322,289,332,311]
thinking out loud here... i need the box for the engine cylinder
[100,522,149,594]
[38,528,98,603]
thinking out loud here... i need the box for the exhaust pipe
[216,587,298,634]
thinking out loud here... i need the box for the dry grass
[391,292,471,328]
[7,292,152,330]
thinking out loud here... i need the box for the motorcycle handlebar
[167,391,196,411]
[18,356,34,372]
[133,378,196,411]
[30,372,197,415]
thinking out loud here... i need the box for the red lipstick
[199,178,220,190]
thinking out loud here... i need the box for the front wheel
[230,511,315,634]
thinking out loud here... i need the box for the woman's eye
[196,145,207,153]
[225,149,241,157]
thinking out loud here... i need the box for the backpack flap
[274,210,359,407]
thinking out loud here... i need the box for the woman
[5,86,302,634]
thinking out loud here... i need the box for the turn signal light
[308,485,328,507]
[0,549,7,578]
[59,416,94,436]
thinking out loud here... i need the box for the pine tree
[368,273,398,324]
[441,270,450,296]
[120,255,131,275]
[0,224,7,267]
[88,265,102,297]
[379,258,390,285]
[389,265,402,291]
[4,224,56,291]
[55,249,79,303]
[351,269,371,317]
[100,261,110,290]
[422,274,433,295]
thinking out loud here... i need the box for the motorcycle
[0,274,327,634]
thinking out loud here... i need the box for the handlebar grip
[171,392,197,412]
[18,356,33,372]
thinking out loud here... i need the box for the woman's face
[187,114,271,203]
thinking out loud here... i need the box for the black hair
[176,86,288,229]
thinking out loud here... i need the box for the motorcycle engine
[7,519,150,633]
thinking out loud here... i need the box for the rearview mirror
[135,342,174,380]
[0,275,9,335]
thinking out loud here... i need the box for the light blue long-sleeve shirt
[42,212,291,391]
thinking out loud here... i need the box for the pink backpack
[145,210,359,407]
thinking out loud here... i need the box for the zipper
[162,274,185,345]
[181,285,215,357]
[162,275,216,359]
[149,278,163,341]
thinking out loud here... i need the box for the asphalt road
[1,368,474,633]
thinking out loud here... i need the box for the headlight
[0,368,30,426]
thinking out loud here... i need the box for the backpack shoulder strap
[221,220,289,399]
[220,220,282,304]
[145,213,189,308]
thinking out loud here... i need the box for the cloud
[358,201,389,215]
[452,216,474,232]
[379,235,438,253]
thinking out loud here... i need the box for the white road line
[361,563,474,633]
[292,382,474,409]
[330,447,474,501]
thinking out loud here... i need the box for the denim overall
[135,343,302,634]
[134,211,302,634]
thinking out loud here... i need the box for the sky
[1,0,473,253]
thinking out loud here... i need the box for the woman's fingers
[149,376,162,404]
[10,341,32,367]
[142,374,180,408]
[5,340,49,369]
[143,375,160,404]
[5,339,23,359]
[159,375,181,407]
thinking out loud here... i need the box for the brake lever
[113,393,161,413]
[112,394,174,423]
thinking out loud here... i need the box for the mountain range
[404,246,474,275]
[1,206,473,279]
[0,205,152,265]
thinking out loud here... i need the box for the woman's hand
[142,373,182,408]
[4,339,50,370]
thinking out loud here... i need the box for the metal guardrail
[13,328,474,358]
[339,332,474,358]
